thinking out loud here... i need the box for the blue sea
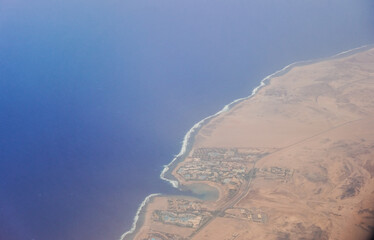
[0,1,373,239]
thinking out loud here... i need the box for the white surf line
[119,193,160,240]
[159,44,372,189]
[120,43,372,240]
[333,44,370,58]
[163,44,374,189]
[159,60,308,189]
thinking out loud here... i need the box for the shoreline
[159,43,373,190]
[120,43,373,240]
[119,193,160,240]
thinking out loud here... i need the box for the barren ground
[132,48,374,240]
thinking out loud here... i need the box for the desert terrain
[131,47,374,240]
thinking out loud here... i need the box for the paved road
[188,118,363,239]
[189,163,256,239]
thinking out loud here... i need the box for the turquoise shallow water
[184,183,220,202]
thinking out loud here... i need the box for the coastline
[119,193,160,240]
[159,43,373,190]
[120,43,373,240]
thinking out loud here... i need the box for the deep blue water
[0,0,373,239]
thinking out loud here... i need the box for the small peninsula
[126,47,374,240]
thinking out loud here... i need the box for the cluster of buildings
[167,199,207,213]
[152,199,211,229]
[255,166,294,182]
[224,207,268,224]
[192,148,253,161]
[141,231,187,240]
[176,148,252,185]
[153,210,203,228]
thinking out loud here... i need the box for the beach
[2,1,373,239]
[123,45,374,240]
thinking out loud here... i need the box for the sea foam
[159,59,305,189]
[119,193,160,240]
[159,44,371,189]
[121,44,371,240]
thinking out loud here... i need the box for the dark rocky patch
[340,176,364,199]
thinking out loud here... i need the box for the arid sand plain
[131,47,374,240]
